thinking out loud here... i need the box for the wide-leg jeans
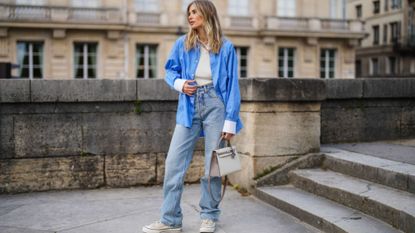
[160,84,225,227]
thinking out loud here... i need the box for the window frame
[228,0,249,16]
[136,44,158,79]
[235,46,249,78]
[320,49,336,79]
[356,4,362,18]
[373,25,380,45]
[278,47,295,78]
[16,41,44,79]
[277,0,296,17]
[373,0,380,14]
[134,0,159,13]
[73,42,98,79]
[370,57,379,76]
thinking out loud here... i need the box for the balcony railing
[229,16,253,28]
[0,4,123,24]
[135,12,160,25]
[265,16,364,33]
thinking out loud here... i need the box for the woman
[143,1,242,232]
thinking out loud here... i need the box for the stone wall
[321,79,415,143]
[1,78,415,193]
[0,79,205,193]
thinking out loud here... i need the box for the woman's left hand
[221,132,234,141]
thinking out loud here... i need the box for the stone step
[322,147,415,194]
[290,168,415,233]
[256,185,401,233]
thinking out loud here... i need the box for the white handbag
[210,142,241,176]
[208,137,241,203]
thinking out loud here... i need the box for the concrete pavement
[0,184,320,233]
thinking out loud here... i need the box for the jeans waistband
[196,83,214,92]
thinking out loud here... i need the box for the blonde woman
[143,1,242,232]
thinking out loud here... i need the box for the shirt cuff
[173,79,186,93]
[222,120,236,134]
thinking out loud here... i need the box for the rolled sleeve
[222,120,236,134]
[174,79,186,93]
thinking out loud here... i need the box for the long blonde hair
[185,0,223,53]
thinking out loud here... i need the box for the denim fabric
[160,84,224,227]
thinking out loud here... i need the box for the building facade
[348,0,415,77]
[0,0,364,80]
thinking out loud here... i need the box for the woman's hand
[222,132,234,141]
[182,80,197,96]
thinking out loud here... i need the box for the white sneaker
[142,221,182,233]
[199,219,216,233]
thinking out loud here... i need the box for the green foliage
[134,99,142,115]
[253,164,284,180]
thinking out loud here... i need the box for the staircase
[254,146,415,233]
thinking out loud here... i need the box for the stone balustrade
[0,78,414,193]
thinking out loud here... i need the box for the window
[410,59,415,74]
[373,25,380,45]
[390,21,401,43]
[136,44,158,79]
[320,49,336,79]
[73,43,97,79]
[356,60,362,77]
[277,0,296,17]
[330,0,338,18]
[373,0,380,14]
[383,24,388,44]
[278,48,295,78]
[228,0,249,16]
[16,0,45,5]
[370,58,379,75]
[16,42,43,79]
[71,0,99,7]
[235,47,248,78]
[387,57,397,74]
[71,0,99,19]
[135,0,159,12]
[182,0,193,12]
[391,0,401,9]
[384,0,389,11]
[356,4,362,18]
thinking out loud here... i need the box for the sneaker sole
[142,226,182,233]
[199,227,215,233]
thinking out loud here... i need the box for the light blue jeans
[160,84,225,227]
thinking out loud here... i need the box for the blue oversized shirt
[164,35,243,135]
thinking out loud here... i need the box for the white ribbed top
[194,45,212,86]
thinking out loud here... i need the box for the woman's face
[188,4,203,30]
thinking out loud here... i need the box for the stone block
[325,79,363,99]
[363,78,415,98]
[137,79,178,101]
[30,80,137,102]
[11,114,83,159]
[0,80,30,103]
[82,111,176,155]
[239,78,326,102]
[0,116,14,158]
[401,106,415,138]
[105,153,157,187]
[235,103,321,156]
[156,151,205,184]
[321,100,402,143]
[0,156,104,193]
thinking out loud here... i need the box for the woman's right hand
[182,80,197,96]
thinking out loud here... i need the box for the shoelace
[202,219,214,225]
